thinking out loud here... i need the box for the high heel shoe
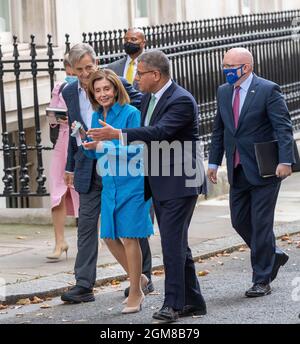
[122,274,149,304]
[121,295,145,314]
[122,297,128,305]
[46,243,69,260]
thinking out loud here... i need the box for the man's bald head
[126,28,145,41]
[224,48,254,66]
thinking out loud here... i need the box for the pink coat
[48,83,79,216]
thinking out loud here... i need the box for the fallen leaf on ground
[0,305,8,310]
[238,247,246,252]
[31,296,43,304]
[198,259,204,263]
[16,236,27,240]
[148,291,161,295]
[40,304,52,309]
[232,256,239,260]
[198,270,210,277]
[152,269,165,276]
[281,235,290,241]
[222,252,231,257]
[17,298,31,306]
[110,280,120,286]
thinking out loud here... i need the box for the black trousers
[153,195,205,310]
[230,165,281,284]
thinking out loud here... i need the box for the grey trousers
[75,168,102,289]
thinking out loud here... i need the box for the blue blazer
[209,74,294,186]
[62,78,142,193]
[122,81,205,202]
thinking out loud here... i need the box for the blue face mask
[65,75,78,84]
[223,65,245,85]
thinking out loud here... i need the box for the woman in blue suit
[79,69,153,314]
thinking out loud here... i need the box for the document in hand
[254,140,300,178]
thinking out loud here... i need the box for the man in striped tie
[208,47,293,298]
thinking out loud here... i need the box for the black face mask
[124,42,141,55]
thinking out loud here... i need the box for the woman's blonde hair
[87,69,130,111]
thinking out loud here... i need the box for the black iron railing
[1,10,300,204]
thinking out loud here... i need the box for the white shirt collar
[238,73,253,92]
[153,79,173,103]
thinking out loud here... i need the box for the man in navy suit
[60,43,144,303]
[208,47,294,297]
[87,50,207,322]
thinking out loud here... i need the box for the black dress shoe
[178,304,207,317]
[124,280,154,298]
[152,306,179,323]
[245,283,271,297]
[61,285,95,303]
[271,251,289,282]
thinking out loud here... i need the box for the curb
[3,221,300,305]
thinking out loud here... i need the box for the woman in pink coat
[47,56,79,260]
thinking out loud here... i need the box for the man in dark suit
[208,47,294,297]
[60,43,143,303]
[87,50,207,322]
[107,28,146,90]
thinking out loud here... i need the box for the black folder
[254,140,300,178]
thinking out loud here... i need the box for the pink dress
[48,83,79,217]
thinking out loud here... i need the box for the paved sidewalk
[1,172,300,304]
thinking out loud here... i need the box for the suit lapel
[149,82,176,126]
[71,82,87,130]
[118,57,127,76]
[237,74,259,130]
[141,94,151,127]
[223,84,235,131]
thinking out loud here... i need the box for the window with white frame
[0,0,10,32]
[134,0,149,26]
[241,0,251,14]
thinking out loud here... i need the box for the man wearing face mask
[108,28,146,90]
[208,48,294,298]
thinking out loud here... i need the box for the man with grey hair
[61,43,142,304]
[87,50,207,322]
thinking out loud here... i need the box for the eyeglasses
[221,63,246,69]
[136,70,156,78]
